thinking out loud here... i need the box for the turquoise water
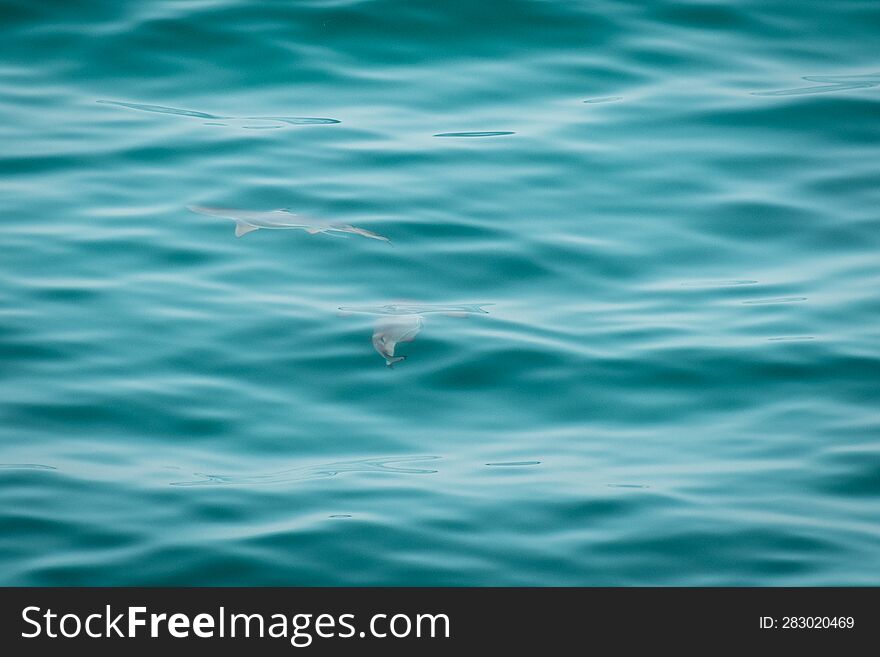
[2,0,879,586]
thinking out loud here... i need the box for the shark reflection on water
[188,206,391,243]
[339,303,492,367]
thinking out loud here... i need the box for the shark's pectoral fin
[235,222,260,237]
[305,227,323,234]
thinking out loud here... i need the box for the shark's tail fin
[235,221,260,237]
[385,356,406,368]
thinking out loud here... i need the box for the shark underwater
[339,303,492,367]
[371,315,423,367]
[188,206,391,242]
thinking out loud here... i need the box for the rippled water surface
[2,0,879,585]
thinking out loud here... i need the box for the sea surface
[1,0,879,585]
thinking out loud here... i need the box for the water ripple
[433,131,515,137]
[583,96,623,104]
[172,456,441,487]
[753,73,880,96]
[680,279,758,287]
[96,100,340,127]
[742,297,807,305]
[338,303,492,316]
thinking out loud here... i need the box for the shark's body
[371,315,423,367]
[341,302,491,367]
[188,206,390,242]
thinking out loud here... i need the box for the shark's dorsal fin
[235,222,260,237]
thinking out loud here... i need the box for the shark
[340,303,492,366]
[188,205,391,242]
[371,315,423,367]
